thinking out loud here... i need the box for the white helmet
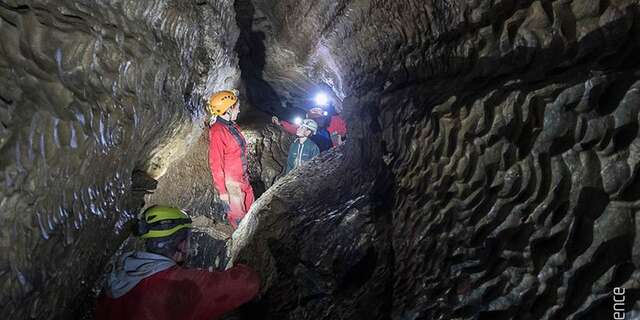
[300,119,318,134]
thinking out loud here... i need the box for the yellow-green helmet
[137,206,192,239]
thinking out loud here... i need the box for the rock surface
[0,1,239,319]
[229,139,392,320]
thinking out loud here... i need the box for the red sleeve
[329,116,347,136]
[280,120,298,135]
[175,265,260,319]
[208,125,227,195]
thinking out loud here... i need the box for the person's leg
[226,181,255,228]
[225,181,245,229]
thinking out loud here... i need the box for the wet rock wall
[386,72,640,319]
[244,121,293,192]
[371,1,640,319]
[229,139,392,320]
[0,1,239,319]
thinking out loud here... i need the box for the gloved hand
[211,197,231,225]
[219,193,231,204]
[218,194,231,221]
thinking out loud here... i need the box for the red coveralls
[326,115,347,138]
[96,265,260,320]
[208,118,254,228]
[280,120,298,135]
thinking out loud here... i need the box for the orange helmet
[207,90,238,116]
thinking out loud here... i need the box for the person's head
[297,119,317,138]
[307,107,329,128]
[135,205,193,263]
[307,107,326,119]
[207,90,240,121]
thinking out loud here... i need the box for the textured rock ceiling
[2,0,640,319]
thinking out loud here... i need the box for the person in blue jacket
[286,119,320,173]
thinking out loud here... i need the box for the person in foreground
[95,205,260,320]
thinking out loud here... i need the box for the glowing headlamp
[314,92,329,107]
[294,117,302,125]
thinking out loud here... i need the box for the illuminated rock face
[0,1,238,319]
[3,0,640,319]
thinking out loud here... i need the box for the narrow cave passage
[2,1,640,320]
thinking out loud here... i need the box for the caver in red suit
[206,90,254,229]
[96,254,259,320]
[96,206,260,320]
[209,117,254,229]
[326,114,347,138]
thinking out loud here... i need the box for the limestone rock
[0,1,239,318]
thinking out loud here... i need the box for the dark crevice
[234,0,290,118]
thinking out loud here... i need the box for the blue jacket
[287,138,320,173]
[311,128,332,152]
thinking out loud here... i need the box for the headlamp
[314,92,329,106]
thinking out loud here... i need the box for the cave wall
[375,2,640,319]
[0,1,239,319]
[385,73,640,319]
[229,139,392,320]
[233,0,640,319]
